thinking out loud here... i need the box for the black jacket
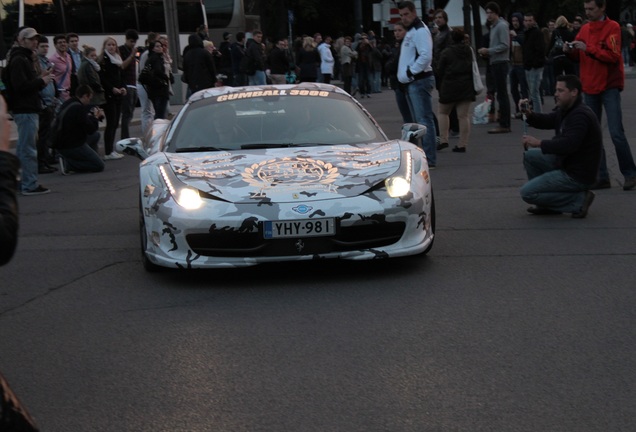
[527,99,602,185]
[437,42,476,104]
[51,98,99,150]
[267,47,293,75]
[99,54,124,102]
[183,34,217,93]
[0,151,19,266]
[245,39,265,71]
[146,51,171,98]
[522,26,546,70]
[7,46,45,114]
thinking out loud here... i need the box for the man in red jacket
[565,0,636,191]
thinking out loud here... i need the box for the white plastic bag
[472,98,492,125]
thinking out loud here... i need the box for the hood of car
[166,142,404,203]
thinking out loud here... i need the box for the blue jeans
[521,149,588,213]
[137,83,155,136]
[58,135,104,173]
[393,88,413,123]
[14,113,40,192]
[405,75,437,166]
[525,67,544,113]
[584,89,636,180]
[248,70,267,85]
[622,46,630,67]
[509,65,528,113]
[491,62,511,128]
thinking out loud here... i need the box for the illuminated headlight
[159,165,203,210]
[385,176,410,197]
[385,151,413,197]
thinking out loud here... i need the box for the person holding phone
[519,75,601,218]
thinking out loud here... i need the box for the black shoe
[38,164,57,174]
[437,142,449,151]
[451,146,466,153]
[572,191,595,219]
[22,185,51,196]
[623,176,636,191]
[527,206,562,215]
[590,179,611,190]
[488,127,511,134]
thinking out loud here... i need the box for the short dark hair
[485,2,500,15]
[585,0,605,7]
[53,34,67,44]
[125,29,139,41]
[236,32,245,42]
[75,84,93,99]
[397,1,416,12]
[556,74,582,94]
[524,12,537,20]
[38,35,49,44]
[66,32,78,42]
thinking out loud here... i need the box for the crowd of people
[0,0,634,212]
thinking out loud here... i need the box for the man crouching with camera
[520,74,602,218]
[51,85,105,175]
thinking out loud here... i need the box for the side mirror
[116,138,149,161]
[401,123,427,145]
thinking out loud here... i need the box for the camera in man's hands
[566,42,575,49]
[520,101,530,112]
[90,107,105,121]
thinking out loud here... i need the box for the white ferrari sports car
[117,83,434,271]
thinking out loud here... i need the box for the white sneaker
[103,152,124,160]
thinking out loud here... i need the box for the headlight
[159,165,203,210]
[385,176,410,197]
[385,150,413,197]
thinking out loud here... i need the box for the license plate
[263,218,336,239]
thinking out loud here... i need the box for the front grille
[186,221,406,257]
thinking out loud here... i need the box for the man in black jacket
[52,85,105,175]
[245,30,266,85]
[520,74,601,218]
[183,33,217,96]
[7,27,53,195]
[522,12,546,113]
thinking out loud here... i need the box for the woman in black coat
[146,40,172,119]
[548,16,576,77]
[437,29,476,153]
[98,37,127,159]
[296,37,320,83]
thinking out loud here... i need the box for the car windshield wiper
[240,143,297,149]
[176,146,229,153]
[240,143,333,149]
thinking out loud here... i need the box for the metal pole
[164,0,180,74]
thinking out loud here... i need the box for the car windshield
[167,90,386,152]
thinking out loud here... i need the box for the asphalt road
[1,85,635,431]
